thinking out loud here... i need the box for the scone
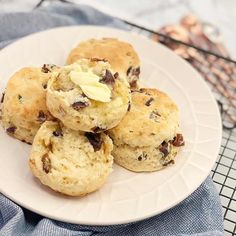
[0,65,56,144]
[46,58,131,132]
[29,121,113,196]
[66,38,140,88]
[108,88,184,172]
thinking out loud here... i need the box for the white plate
[0,26,222,225]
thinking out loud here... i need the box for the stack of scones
[0,38,184,196]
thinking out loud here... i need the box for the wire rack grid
[123,21,236,235]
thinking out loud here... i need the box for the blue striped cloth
[0,2,224,235]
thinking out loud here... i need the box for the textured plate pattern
[0,26,222,225]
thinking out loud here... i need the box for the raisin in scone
[66,38,140,88]
[108,88,184,172]
[29,121,113,196]
[46,59,131,132]
[0,66,56,144]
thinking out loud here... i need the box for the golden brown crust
[1,67,54,143]
[66,38,140,87]
[29,121,113,196]
[108,88,180,148]
[112,142,179,172]
[46,59,131,132]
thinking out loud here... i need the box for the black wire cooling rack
[28,0,236,234]
[123,21,236,235]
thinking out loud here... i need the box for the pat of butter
[70,70,111,102]
[80,84,111,103]
[70,71,100,85]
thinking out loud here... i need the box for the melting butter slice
[70,71,99,85]
[80,84,111,103]
[70,70,111,102]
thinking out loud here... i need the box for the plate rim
[0,25,222,225]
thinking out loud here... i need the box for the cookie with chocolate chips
[29,121,113,196]
[47,58,130,132]
[66,38,140,88]
[1,67,54,144]
[108,88,184,172]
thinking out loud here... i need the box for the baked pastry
[29,121,113,196]
[0,65,56,144]
[66,38,140,88]
[46,58,131,132]
[108,88,184,172]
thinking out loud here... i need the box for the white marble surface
[76,0,236,58]
[0,0,236,57]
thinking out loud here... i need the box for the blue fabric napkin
[0,2,224,235]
